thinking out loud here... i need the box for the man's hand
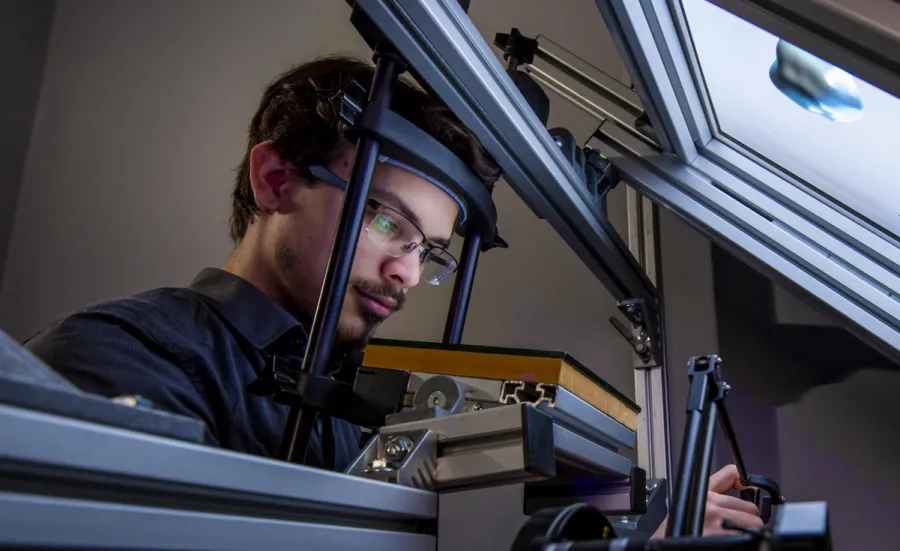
[651,464,764,538]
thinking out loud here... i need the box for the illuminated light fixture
[769,39,864,122]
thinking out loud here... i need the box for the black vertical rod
[688,400,719,536]
[281,53,402,463]
[716,399,747,479]
[667,360,711,538]
[667,408,703,537]
[442,232,482,344]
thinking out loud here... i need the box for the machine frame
[590,0,900,366]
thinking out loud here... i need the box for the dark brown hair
[230,55,501,243]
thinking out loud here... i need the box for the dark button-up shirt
[23,268,362,470]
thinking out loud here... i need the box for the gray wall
[709,245,900,551]
[0,0,56,291]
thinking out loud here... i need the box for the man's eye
[373,214,399,235]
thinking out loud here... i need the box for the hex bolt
[384,436,414,463]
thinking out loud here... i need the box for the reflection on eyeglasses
[308,164,459,286]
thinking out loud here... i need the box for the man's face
[266,146,460,351]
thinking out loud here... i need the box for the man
[24,55,491,471]
[23,55,761,535]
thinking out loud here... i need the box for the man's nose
[381,251,421,288]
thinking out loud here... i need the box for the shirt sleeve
[23,309,219,442]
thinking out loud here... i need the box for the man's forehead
[370,172,458,245]
[327,149,461,242]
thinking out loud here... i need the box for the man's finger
[707,508,765,535]
[708,464,742,493]
[708,492,760,517]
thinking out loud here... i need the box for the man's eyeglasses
[308,164,459,286]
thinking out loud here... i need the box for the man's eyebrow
[371,189,452,249]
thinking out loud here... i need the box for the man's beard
[275,238,407,353]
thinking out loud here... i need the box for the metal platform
[405,372,637,452]
[0,403,437,551]
[353,403,633,493]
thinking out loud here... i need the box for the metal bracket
[345,428,438,491]
[609,298,657,367]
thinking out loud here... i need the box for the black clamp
[494,28,540,68]
[494,28,550,126]
[247,355,393,429]
[549,127,620,209]
[610,298,657,366]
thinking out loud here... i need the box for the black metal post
[688,400,719,536]
[668,407,703,538]
[667,356,714,538]
[281,52,403,464]
[716,398,748,480]
[442,232,482,344]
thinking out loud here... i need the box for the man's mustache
[353,279,407,312]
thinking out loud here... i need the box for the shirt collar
[188,267,306,350]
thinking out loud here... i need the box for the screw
[635,343,647,354]
[366,458,396,473]
[473,402,483,411]
[384,436,414,463]
[620,516,629,524]
[426,390,447,409]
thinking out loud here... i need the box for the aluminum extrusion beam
[596,132,900,365]
[376,403,633,491]
[0,404,436,524]
[0,492,434,551]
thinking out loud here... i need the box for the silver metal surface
[692,154,900,300]
[626,185,669,481]
[379,404,633,490]
[525,64,661,149]
[643,0,714,145]
[700,140,900,277]
[414,375,466,413]
[597,132,900,364]
[534,36,643,117]
[593,0,698,161]
[380,401,526,441]
[536,386,636,451]
[412,376,637,451]
[553,424,633,477]
[0,404,436,521]
[356,0,658,318]
[0,492,435,551]
[407,373,505,412]
[348,429,438,491]
[500,380,557,406]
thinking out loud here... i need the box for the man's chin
[334,315,381,352]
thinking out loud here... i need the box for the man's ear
[249,141,294,213]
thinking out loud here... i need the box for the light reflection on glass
[769,39,865,123]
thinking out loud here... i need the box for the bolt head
[366,458,395,473]
[473,402,483,411]
[384,436,414,462]
[426,390,447,409]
